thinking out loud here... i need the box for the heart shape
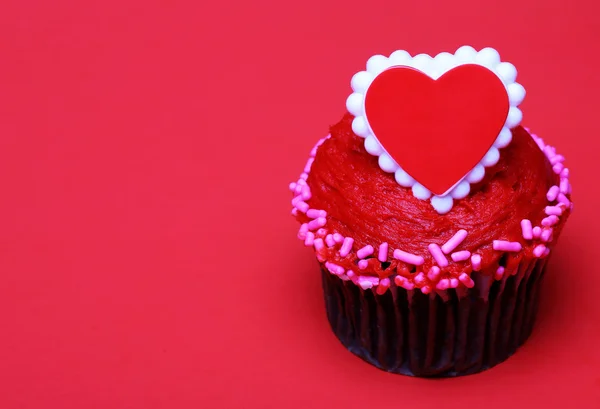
[364,64,509,196]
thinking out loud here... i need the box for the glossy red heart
[364,64,509,196]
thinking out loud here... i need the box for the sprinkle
[357,245,374,259]
[413,272,426,285]
[449,278,459,288]
[358,277,376,290]
[421,285,432,294]
[560,178,569,194]
[392,249,425,266]
[441,229,468,254]
[289,182,297,192]
[294,184,303,195]
[378,242,389,262]
[521,219,533,240]
[540,228,553,242]
[541,215,559,227]
[558,193,570,206]
[471,254,481,271]
[451,250,471,262]
[304,232,315,247]
[307,217,327,230]
[493,240,522,252]
[561,168,570,178]
[428,243,449,267]
[358,260,369,270]
[346,270,355,278]
[436,279,450,290]
[304,157,314,173]
[376,278,391,295]
[546,186,559,201]
[427,266,441,281]
[459,273,475,288]
[339,237,354,257]
[532,226,542,239]
[316,228,327,237]
[291,208,298,216]
[552,163,564,174]
[395,275,415,290]
[306,209,326,219]
[325,262,344,275]
[333,233,343,243]
[533,244,547,258]
[495,266,505,280]
[545,205,563,216]
[297,201,309,213]
[299,172,308,181]
[313,238,324,251]
[325,234,335,247]
[550,154,565,165]
[297,224,309,240]
[301,185,311,200]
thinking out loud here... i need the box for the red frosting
[297,113,565,279]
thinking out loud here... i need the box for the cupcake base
[321,258,548,377]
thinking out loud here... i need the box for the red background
[0,1,599,408]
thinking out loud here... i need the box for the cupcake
[289,46,572,377]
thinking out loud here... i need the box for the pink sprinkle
[300,172,308,181]
[357,245,374,259]
[291,208,298,216]
[520,219,533,240]
[545,206,563,216]
[325,234,335,247]
[313,238,324,251]
[316,228,327,237]
[304,232,315,247]
[378,242,389,262]
[493,240,522,252]
[495,266,505,280]
[550,154,565,165]
[307,217,326,230]
[561,168,570,178]
[325,262,344,275]
[436,279,450,290]
[289,182,297,192]
[533,244,547,258]
[297,201,309,213]
[560,178,570,195]
[376,278,391,295]
[333,233,343,243]
[428,243,449,267]
[421,285,432,294]
[339,237,354,257]
[540,228,553,242]
[304,157,314,173]
[358,260,369,270]
[441,229,468,254]
[301,185,311,200]
[451,250,471,262]
[392,249,425,266]
[346,270,355,278]
[449,278,459,288]
[471,254,481,271]
[558,193,570,206]
[552,163,564,174]
[297,179,307,186]
[294,184,303,195]
[394,275,415,291]
[358,277,378,290]
[541,215,558,227]
[546,186,559,201]
[413,272,426,285]
[298,223,309,240]
[458,273,475,288]
[427,266,441,281]
[532,226,542,239]
[306,209,326,219]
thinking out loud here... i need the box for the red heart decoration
[364,64,509,196]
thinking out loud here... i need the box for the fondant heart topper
[346,46,525,213]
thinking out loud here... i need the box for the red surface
[365,65,509,195]
[0,1,598,408]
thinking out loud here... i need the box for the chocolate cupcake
[289,46,572,377]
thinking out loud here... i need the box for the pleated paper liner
[321,256,548,377]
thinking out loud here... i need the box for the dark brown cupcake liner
[320,257,548,377]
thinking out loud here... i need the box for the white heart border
[345,46,525,214]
